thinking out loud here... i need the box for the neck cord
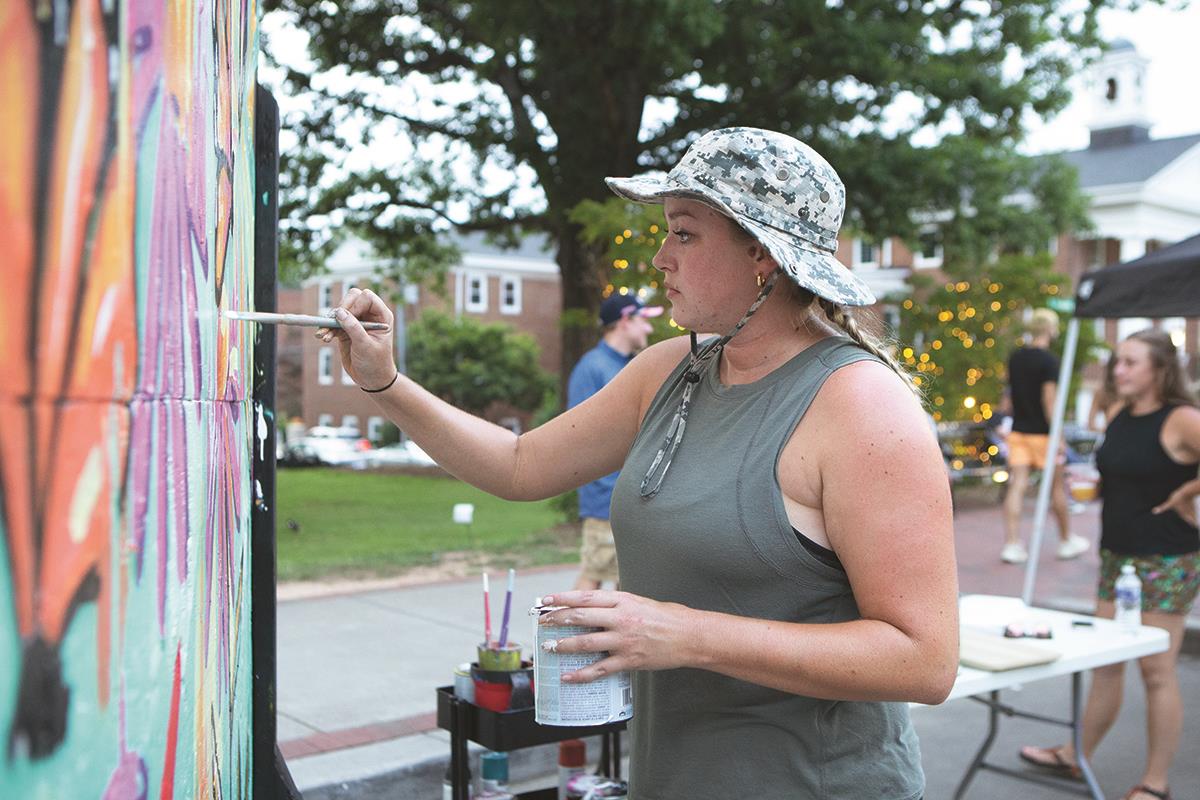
[639,268,782,498]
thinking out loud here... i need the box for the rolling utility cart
[436,687,627,800]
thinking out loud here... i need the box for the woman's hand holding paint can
[535,590,696,684]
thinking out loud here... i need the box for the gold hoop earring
[756,273,766,288]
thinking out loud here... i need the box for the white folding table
[948,595,1170,799]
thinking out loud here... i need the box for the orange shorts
[1007,431,1055,469]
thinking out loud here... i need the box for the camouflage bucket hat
[605,127,875,307]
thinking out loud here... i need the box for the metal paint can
[530,603,633,726]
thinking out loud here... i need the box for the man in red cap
[569,294,662,590]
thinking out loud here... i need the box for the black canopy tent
[1022,233,1200,603]
[1076,233,1200,318]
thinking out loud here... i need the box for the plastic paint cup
[473,677,513,712]
[478,642,522,672]
[471,662,535,712]
[1066,464,1100,502]
[1070,482,1098,502]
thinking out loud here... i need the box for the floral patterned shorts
[1097,549,1200,615]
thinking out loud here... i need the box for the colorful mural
[0,0,258,797]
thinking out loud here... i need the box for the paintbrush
[223,309,390,332]
[483,572,492,649]
[498,568,515,649]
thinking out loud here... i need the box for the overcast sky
[261,1,1200,199]
[1023,1,1200,154]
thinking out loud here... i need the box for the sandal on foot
[1018,745,1082,780]
[1123,786,1172,800]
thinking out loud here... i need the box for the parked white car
[365,440,437,468]
[292,426,371,469]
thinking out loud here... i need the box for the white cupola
[1085,39,1152,148]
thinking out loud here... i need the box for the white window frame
[1116,317,1152,342]
[318,281,333,314]
[464,271,488,313]
[318,347,333,385]
[853,238,878,268]
[914,228,944,269]
[341,415,359,433]
[367,416,385,442]
[317,413,334,427]
[500,274,522,315]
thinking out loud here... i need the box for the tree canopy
[265,0,1151,378]
[405,310,553,417]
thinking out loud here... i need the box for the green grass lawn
[274,468,576,581]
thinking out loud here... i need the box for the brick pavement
[952,490,1200,631]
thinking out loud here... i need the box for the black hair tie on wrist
[361,371,399,393]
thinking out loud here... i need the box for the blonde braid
[817,298,920,397]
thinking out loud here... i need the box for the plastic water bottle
[1114,563,1142,631]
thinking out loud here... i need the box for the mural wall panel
[0,0,258,796]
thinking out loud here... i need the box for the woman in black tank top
[1021,330,1200,800]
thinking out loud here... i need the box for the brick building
[294,232,561,441]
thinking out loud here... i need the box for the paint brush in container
[482,572,492,649]
[498,568,515,648]
[223,309,390,331]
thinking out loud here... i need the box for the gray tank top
[610,336,924,799]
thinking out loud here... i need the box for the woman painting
[320,128,958,798]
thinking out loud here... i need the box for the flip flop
[1018,745,1082,780]
[1123,786,1172,800]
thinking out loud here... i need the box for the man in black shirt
[1001,309,1089,563]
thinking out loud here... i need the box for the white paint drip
[256,403,267,461]
[229,345,241,389]
[69,447,105,544]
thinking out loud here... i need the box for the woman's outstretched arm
[323,287,688,501]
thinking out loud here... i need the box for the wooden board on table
[959,628,1061,671]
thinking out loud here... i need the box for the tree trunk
[554,218,608,408]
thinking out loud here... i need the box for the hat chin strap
[642,267,782,499]
[688,266,781,360]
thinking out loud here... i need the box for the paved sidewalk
[278,498,1200,798]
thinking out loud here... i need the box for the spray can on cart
[477,752,515,800]
[557,740,587,800]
